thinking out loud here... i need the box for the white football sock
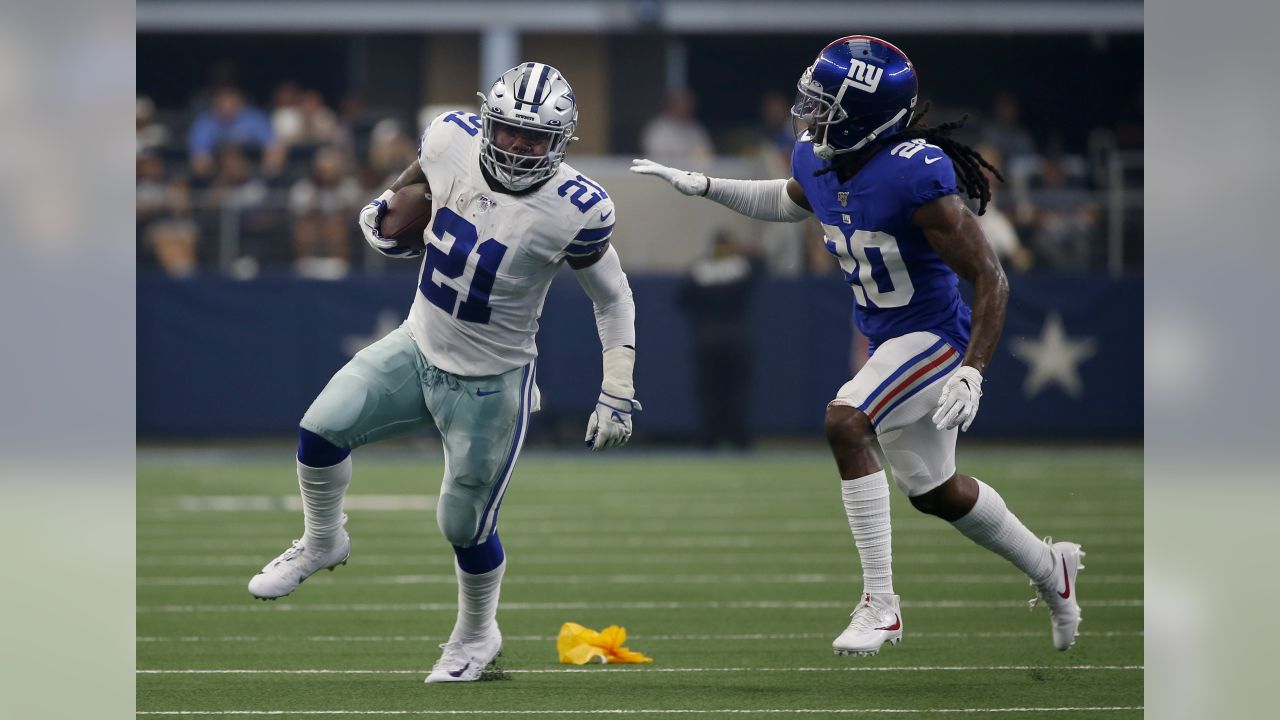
[950,478,1053,584]
[450,560,506,643]
[841,470,894,595]
[297,456,351,550]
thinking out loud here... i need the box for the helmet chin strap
[814,107,910,160]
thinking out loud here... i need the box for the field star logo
[837,191,850,207]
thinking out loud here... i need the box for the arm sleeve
[571,245,635,351]
[703,177,811,222]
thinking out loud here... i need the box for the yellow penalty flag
[557,622,653,665]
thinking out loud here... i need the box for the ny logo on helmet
[845,59,883,94]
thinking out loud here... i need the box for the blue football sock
[454,531,505,575]
[297,427,350,468]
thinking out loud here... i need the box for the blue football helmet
[792,35,918,161]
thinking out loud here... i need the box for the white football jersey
[406,110,616,377]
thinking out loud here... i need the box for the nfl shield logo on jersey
[838,191,850,207]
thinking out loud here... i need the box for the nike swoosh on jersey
[599,209,613,223]
[1058,556,1071,599]
[924,156,943,165]
[476,389,502,397]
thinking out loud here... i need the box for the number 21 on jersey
[419,207,508,324]
[821,224,915,308]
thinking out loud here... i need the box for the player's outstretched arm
[630,158,812,221]
[570,247,641,451]
[358,160,431,257]
[915,194,1009,431]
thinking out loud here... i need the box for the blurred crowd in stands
[137,83,420,278]
[138,76,1141,279]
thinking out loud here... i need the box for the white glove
[359,189,419,256]
[585,391,642,451]
[629,158,710,196]
[932,365,983,432]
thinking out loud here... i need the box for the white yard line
[136,534,1144,550]
[135,552,1146,567]
[175,496,435,512]
[137,573,1143,587]
[141,516,1142,531]
[136,707,1144,716]
[137,630,1143,643]
[138,665,1142,675]
[136,599,1144,613]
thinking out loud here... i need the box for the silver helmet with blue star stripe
[478,63,578,191]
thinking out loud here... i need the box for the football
[380,183,433,249]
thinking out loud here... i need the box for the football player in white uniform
[246,63,640,684]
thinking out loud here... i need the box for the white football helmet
[478,63,578,191]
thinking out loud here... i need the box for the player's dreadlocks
[816,103,1004,215]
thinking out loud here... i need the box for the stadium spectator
[137,152,198,276]
[332,93,373,160]
[198,144,282,274]
[269,81,305,140]
[188,86,283,176]
[981,91,1037,163]
[363,118,418,190]
[136,96,170,156]
[758,90,796,162]
[1027,154,1100,270]
[749,90,814,277]
[289,146,362,279]
[641,89,713,166]
[206,145,270,208]
[973,145,1032,272]
[274,88,343,149]
[676,229,764,449]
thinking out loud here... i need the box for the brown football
[380,183,433,249]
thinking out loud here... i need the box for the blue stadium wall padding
[138,270,1141,439]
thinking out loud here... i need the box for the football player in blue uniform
[633,36,1083,655]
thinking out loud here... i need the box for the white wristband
[602,346,636,398]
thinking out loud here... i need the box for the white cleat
[247,528,350,600]
[424,630,504,684]
[1029,537,1085,651]
[833,592,904,657]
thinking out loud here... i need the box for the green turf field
[137,445,1142,718]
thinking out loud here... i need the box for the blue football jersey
[792,135,971,353]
